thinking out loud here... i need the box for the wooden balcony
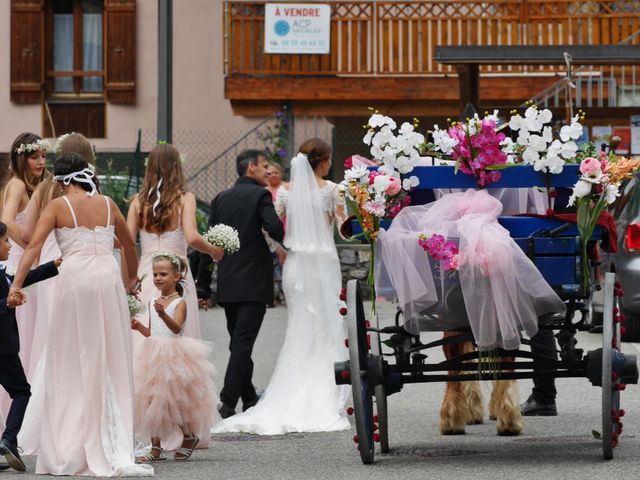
[224,0,640,118]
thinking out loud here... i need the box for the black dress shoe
[0,439,26,472]
[218,403,236,419]
[520,396,557,416]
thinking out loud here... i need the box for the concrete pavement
[12,301,640,479]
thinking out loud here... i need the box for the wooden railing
[224,0,640,76]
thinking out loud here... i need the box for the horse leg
[440,332,478,434]
[489,357,523,436]
[461,340,484,425]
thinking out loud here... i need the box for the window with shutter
[105,0,136,104]
[10,0,44,104]
[42,0,106,137]
[10,0,136,137]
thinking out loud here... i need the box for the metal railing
[531,28,640,109]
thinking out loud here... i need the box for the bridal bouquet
[127,295,145,319]
[204,224,241,254]
[429,110,509,187]
[569,154,640,289]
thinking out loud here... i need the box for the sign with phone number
[264,3,331,54]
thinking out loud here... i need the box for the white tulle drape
[376,189,566,350]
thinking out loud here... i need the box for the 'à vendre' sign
[264,3,331,54]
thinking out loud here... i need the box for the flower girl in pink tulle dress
[131,252,218,463]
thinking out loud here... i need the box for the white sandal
[136,446,166,463]
[174,436,199,461]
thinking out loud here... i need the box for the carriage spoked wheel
[346,280,375,464]
[369,316,389,453]
[601,272,621,460]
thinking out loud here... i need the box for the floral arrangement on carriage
[568,153,640,289]
[339,109,424,309]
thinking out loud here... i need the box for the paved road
[13,302,640,479]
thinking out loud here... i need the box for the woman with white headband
[17,133,100,456]
[10,152,152,477]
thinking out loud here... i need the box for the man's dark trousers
[220,302,266,409]
[0,355,31,445]
[530,328,558,403]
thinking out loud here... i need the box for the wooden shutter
[105,0,136,104]
[10,0,44,104]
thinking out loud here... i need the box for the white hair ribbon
[148,177,163,217]
[54,168,98,196]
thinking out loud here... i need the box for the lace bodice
[274,181,345,225]
[149,297,184,338]
[54,196,114,256]
[140,228,188,257]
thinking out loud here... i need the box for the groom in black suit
[197,150,285,418]
[0,221,60,471]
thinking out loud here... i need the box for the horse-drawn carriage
[334,163,639,464]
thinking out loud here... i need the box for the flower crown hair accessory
[152,251,183,270]
[15,139,50,155]
[54,132,75,154]
[53,168,98,196]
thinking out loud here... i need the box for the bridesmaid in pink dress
[0,132,47,422]
[11,152,152,476]
[127,144,222,450]
[18,133,98,455]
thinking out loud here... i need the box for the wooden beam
[225,75,563,103]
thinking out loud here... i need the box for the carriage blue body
[350,164,603,296]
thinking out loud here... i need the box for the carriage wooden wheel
[345,280,376,464]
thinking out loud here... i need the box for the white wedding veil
[284,153,334,252]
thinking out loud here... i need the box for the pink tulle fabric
[134,336,218,442]
[376,189,566,350]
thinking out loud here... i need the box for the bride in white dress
[215,138,351,435]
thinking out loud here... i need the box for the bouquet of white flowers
[204,224,241,254]
[127,295,145,319]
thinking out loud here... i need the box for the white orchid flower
[560,140,578,160]
[528,134,548,153]
[363,130,374,145]
[395,155,415,174]
[538,109,553,124]
[542,126,553,143]
[399,122,414,135]
[509,114,524,131]
[517,130,531,146]
[522,147,540,165]
[402,175,420,191]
